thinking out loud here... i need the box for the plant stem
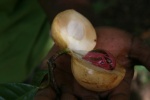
[47,50,68,99]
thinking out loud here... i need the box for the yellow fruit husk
[71,53,126,91]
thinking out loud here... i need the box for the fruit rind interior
[51,9,96,55]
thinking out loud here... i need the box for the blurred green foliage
[135,65,150,85]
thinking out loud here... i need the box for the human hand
[34,27,150,100]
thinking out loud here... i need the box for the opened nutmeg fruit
[51,9,126,92]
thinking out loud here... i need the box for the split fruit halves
[51,9,126,92]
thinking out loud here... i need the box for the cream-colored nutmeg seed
[51,9,126,91]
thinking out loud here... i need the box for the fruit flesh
[51,10,96,54]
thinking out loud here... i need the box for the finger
[73,80,100,100]
[95,27,132,58]
[130,37,150,70]
[81,96,99,100]
[61,93,78,100]
[34,86,56,100]
[107,67,134,100]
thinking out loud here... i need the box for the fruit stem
[47,49,68,99]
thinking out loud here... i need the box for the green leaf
[0,83,38,100]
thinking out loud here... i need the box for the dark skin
[34,27,150,100]
[34,0,150,99]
